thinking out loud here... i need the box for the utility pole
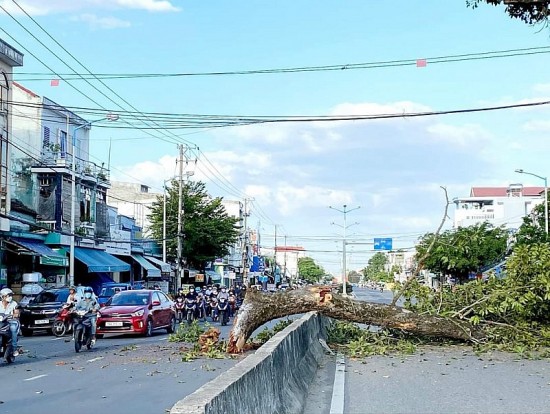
[329,204,360,297]
[273,224,278,284]
[241,198,249,286]
[176,144,185,293]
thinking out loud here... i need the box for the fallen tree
[227,286,486,353]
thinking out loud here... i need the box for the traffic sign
[374,238,392,250]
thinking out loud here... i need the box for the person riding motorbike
[66,285,79,305]
[185,286,197,301]
[0,288,20,356]
[74,287,100,345]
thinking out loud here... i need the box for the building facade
[453,184,544,230]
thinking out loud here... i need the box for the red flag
[416,59,427,68]
[50,79,60,86]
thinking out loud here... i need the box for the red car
[97,289,176,337]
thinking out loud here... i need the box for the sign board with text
[374,238,393,250]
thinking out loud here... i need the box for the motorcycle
[72,310,94,353]
[217,298,229,326]
[184,298,196,325]
[0,313,16,364]
[52,303,74,337]
[175,298,185,323]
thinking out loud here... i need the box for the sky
[2,0,550,275]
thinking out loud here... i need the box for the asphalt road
[0,321,240,414]
[304,287,550,414]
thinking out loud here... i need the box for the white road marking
[329,353,346,414]
[87,356,104,363]
[24,374,48,381]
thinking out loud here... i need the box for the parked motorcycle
[52,303,74,337]
[175,297,185,323]
[0,313,16,364]
[217,298,229,326]
[72,310,94,353]
[184,298,196,325]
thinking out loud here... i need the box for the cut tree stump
[227,286,486,353]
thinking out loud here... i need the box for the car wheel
[167,316,176,334]
[144,319,153,337]
[21,328,33,337]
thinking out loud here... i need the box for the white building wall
[107,181,159,234]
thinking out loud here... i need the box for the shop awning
[143,256,171,273]
[131,254,161,278]
[74,247,130,273]
[9,237,67,267]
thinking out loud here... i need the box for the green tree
[515,196,549,246]
[362,252,392,282]
[415,222,508,281]
[467,1,550,25]
[297,257,325,283]
[148,180,240,270]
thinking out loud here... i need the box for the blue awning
[143,256,171,273]
[131,254,161,278]
[74,247,130,273]
[10,237,67,267]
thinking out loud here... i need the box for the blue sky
[2,0,550,274]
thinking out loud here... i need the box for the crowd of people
[174,284,245,322]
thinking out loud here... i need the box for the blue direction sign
[374,238,392,250]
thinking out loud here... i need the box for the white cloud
[71,14,131,29]
[0,0,180,15]
[523,120,550,132]
[113,0,180,12]
[532,83,550,94]
[426,123,492,146]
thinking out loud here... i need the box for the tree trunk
[227,286,486,353]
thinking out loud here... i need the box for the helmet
[0,288,13,297]
[188,286,194,291]
[69,285,76,291]
[84,287,93,293]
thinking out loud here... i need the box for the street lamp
[515,169,548,235]
[68,113,119,286]
[329,204,360,296]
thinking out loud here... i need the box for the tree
[467,1,550,25]
[148,180,240,270]
[415,222,508,282]
[515,197,549,246]
[297,257,325,283]
[362,252,393,282]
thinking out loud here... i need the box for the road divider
[170,311,329,414]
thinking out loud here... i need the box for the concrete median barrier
[170,311,329,414]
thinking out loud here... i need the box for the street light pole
[515,169,548,235]
[329,204,360,296]
[68,114,119,287]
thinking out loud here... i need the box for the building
[107,181,160,234]
[274,246,306,283]
[453,184,544,230]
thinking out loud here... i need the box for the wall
[170,311,329,414]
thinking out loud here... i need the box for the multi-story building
[274,246,305,283]
[107,181,160,234]
[453,184,544,230]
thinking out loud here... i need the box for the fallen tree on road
[227,286,486,353]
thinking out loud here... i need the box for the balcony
[31,152,110,186]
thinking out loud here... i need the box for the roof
[470,186,545,197]
[275,246,305,252]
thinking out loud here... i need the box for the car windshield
[100,286,126,297]
[109,292,150,306]
[33,290,68,304]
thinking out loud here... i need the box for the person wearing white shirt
[0,288,20,356]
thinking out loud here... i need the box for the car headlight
[132,309,144,317]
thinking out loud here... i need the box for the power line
[13,45,550,80]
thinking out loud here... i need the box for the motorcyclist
[0,288,20,356]
[217,286,229,302]
[75,287,100,345]
[66,285,79,306]
[185,286,197,301]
